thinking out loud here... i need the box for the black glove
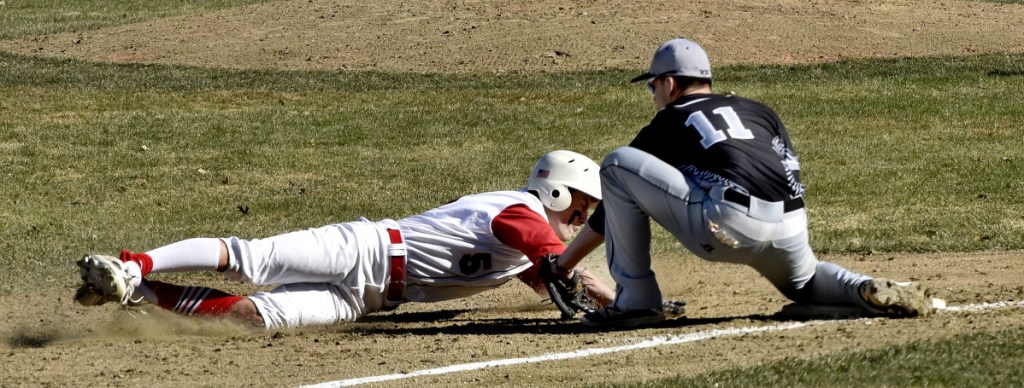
[537,254,597,319]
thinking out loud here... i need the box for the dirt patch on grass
[2,0,1023,73]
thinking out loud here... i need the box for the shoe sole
[74,283,109,306]
[865,279,934,317]
[77,255,129,303]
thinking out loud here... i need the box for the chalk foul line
[298,300,1023,388]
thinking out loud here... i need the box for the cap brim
[630,73,655,83]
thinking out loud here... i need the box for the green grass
[0,0,273,40]
[2,52,1023,294]
[603,325,1024,387]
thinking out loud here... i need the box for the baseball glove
[537,254,598,319]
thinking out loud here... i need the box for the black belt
[724,189,805,213]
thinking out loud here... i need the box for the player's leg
[127,280,357,328]
[96,277,361,328]
[221,221,385,286]
[747,230,866,306]
[247,283,361,328]
[79,221,384,310]
[596,147,748,263]
[148,222,380,288]
[220,221,391,321]
[748,228,934,317]
[599,148,677,309]
[583,147,701,327]
[138,279,264,327]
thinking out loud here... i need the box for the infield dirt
[3,0,1024,73]
[2,0,1024,387]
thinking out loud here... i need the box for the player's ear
[667,77,684,98]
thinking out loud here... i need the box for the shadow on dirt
[6,330,60,349]
[361,309,474,324]
[352,312,800,336]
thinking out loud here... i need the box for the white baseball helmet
[527,150,602,212]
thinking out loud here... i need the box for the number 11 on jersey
[685,106,754,149]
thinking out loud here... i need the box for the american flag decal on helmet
[537,169,550,178]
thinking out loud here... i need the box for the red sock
[144,280,243,317]
[120,249,154,277]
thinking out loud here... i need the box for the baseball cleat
[580,306,664,328]
[74,282,110,306]
[859,279,935,318]
[77,254,141,306]
[662,300,687,319]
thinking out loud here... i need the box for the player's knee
[601,147,631,169]
[229,298,265,328]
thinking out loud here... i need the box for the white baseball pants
[222,220,395,328]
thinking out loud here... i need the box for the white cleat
[76,254,141,306]
[860,279,935,318]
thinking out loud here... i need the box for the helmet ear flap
[540,185,571,212]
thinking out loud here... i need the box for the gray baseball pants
[600,147,871,311]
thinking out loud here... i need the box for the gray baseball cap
[630,38,712,83]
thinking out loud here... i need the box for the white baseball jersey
[399,190,564,302]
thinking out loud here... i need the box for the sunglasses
[646,77,662,93]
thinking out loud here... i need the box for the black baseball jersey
[589,93,805,234]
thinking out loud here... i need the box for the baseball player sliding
[75,150,614,328]
[554,38,936,327]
